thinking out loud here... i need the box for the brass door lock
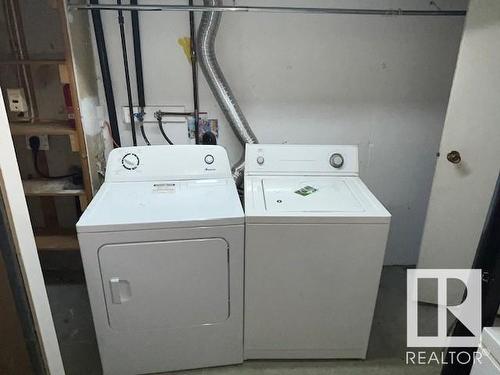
[447,150,462,164]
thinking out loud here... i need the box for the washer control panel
[245,144,359,176]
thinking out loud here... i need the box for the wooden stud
[78,195,88,211]
[57,0,93,204]
[58,64,70,84]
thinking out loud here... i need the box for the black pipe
[140,124,151,145]
[90,0,121,146]
[157,117,174,145]
[130,0,145,109]
[188,0,200,144]
[441,173,500,375]
[130,0,150,145]
[117,0,137,146]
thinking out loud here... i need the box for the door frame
[0,90,65,374]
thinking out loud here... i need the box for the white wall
[82,0,467,264]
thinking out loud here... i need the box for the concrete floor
[46,266,443,375]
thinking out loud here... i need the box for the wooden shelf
[23,179,84,197]
[35,234,79,251]
[10,122,76,136]
[10,122,80,151]
[0,59,66,66]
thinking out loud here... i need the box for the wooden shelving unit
[3,0,92,253]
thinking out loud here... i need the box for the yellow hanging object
[178,37,192,63]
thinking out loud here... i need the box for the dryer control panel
[245,144,359,176]
[106,145,232,182]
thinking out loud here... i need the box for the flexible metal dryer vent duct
[197,0,258,185]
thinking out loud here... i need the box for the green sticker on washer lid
[294,185,318,196]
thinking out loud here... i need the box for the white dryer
[244,144,391,359]
[76,145,244,375]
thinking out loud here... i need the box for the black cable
[201,131,217,145]
[90,0,121,146]
[117,0,137,146]
[32,151,76,179]
[140,123,151,145]
[130,0,150,146]
[29,137,79,180]
[130,0,144,109]
[157,117,173,145]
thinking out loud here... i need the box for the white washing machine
[471,328,500,374]
[244,144,391,359]
[76,145,244,375]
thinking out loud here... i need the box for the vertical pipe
[117,0,137,146]
[188,0,200,144]
[130,0,144,109]
[130,0,150,145]
[90,0,121,146]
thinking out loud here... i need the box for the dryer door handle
[109,278,131,304]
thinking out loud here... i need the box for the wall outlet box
[7,88,28,112]
[26,135,49,151]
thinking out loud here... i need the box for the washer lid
[77,178,244,233]
[263,178,363,213]
[245,176,390,224]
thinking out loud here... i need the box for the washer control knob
[204,154,214,165]
[329,153,344,169]
[121,153,140,170]
[257,156,265,165]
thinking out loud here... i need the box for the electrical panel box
[7,88,28,112]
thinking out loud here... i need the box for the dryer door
[98,238,229,331]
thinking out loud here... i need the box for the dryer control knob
[204,154,215,164]
[257,156,265,165]
[329,153,344,169]
[122,153,140,170]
